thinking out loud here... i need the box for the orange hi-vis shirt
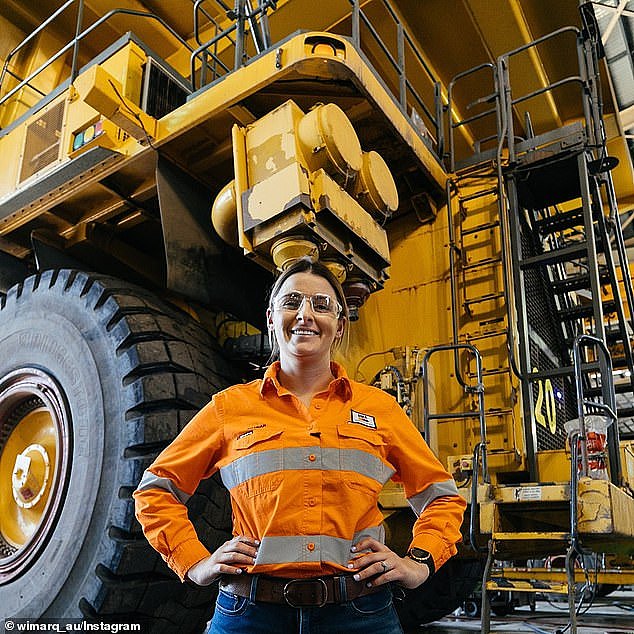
[134,362,466,581]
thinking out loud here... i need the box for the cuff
[409,533,457,572]
[167,539,212,581]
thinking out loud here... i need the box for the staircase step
[557,299,616,321]
[563,327,627,348]
[519,243,588,269]
[527,364,599,380]
[486,578,569,594]
[551,270,611,294]
[535,208,584,234]
[586,381,634,397]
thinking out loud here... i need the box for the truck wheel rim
[0,368,71,582]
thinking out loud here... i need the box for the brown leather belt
[219,573,383,608]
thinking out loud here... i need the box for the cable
[353,349,395,382]
[107,79,157,150]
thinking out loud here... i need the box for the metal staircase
[446,16,634,634]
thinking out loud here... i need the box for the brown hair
[267,257,349,362]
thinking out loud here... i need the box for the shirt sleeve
[133,396,225,581]
[385,399,467,572]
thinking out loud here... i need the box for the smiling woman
[265,259,347,396]
[134,256,466,634]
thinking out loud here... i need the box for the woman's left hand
[347,537,431,590]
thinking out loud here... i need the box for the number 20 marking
[533,368,557,434]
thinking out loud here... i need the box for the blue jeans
[207,586,404,634]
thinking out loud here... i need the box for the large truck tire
[0,270,233,631]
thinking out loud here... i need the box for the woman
[134,257,466,633]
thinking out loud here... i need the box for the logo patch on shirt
[235,424,266,441]
[350,410,377,429]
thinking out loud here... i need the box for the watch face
[409,548,431,562]
[407,548,435,576]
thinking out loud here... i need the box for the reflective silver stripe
[255,525,385,566]
[136,470,191,504]
[219,446,394,491]
[407,479,460,515]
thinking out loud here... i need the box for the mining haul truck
[1,1,634,632]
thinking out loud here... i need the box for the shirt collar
[260,361,352,401]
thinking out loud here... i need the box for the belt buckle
[283,578,328,608]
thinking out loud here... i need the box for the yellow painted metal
[271,238,320,270]
[72,64,157,141]
[211,180,238,247]
[497,566,634,586]
[577,478,634,540]
[493,531,569,541]
[463,0,562,134]
[623,441,634,491]
[227,98,390,284]
[352,151,399,219]
[486,579,569,594]
[536,450,574,483]
[488,482,571,504]
[310,169,390,262]
[296,102,363,180]
[0,0,632,576]
[0,409,57,549]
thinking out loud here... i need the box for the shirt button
[314,403,322,410]
[308,498,316,507]
[308,454,316,462]
[307,543,316,551]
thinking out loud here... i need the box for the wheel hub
[0,369,70,581]
[12,443,51,509]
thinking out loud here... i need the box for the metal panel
[19,101,65,183]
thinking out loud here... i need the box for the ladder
[446,62,519,476]
[447,16,634,634]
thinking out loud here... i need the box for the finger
[232,535,260,548]
[350,558,389,581]
[351,537,386,554]
[220,552,258,566]
[216,562,246,577]
[227,541,259,558]
[197,562,242,585]
[347,552,378,570]
[221,536,259,557]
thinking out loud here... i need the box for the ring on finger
[380,561,389,573]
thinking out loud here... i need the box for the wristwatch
[406,547,435,577]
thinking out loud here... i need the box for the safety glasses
[274,291,343,318]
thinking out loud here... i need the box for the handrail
[421,343,488,480]
[0,0,75,94]
[447,62,497,172]
[190,0,276,88]
[0,4,195,111]
[497,27,589,163]
[1,0,442,162]
[469,441,489,552]
[572,334,621,486]
[348,0,443,154]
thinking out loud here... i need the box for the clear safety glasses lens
[275,292,342,317]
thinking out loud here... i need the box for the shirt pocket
[231,427,284,498]
[336,424,391,496]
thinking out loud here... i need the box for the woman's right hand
[186,535,260,586]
